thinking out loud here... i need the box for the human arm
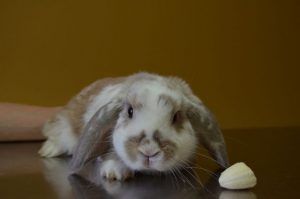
[0,103,61,141]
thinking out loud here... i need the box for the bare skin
[0,103,61,141]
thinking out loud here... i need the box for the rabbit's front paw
[39,140,64,157]
[100,159,133,181]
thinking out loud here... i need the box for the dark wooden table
[1,128,299,199]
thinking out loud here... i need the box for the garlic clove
[219,162,257,190]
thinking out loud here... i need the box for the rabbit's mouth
[139,151,162,169]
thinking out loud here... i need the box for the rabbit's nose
[139,149,160,158]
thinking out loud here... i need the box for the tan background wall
[0,0,299,129]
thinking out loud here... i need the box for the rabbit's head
[71,73,228,172]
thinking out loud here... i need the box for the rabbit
[38,72,229,181]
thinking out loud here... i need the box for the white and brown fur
[39,72,228,181]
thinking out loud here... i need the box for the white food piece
[219,162,257,189]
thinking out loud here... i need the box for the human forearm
[0,103,62,141]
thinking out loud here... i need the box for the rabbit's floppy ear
[186,102,229,168]
[70,100,122,172]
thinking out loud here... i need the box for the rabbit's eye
[128,106,133,118]
[172,111,180,124]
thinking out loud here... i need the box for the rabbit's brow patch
[127,95,143,109]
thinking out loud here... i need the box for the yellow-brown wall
[0,0,299,129]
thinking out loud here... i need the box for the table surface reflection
[0,127,299,199]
